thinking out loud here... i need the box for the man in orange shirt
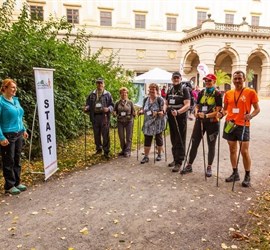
[219,70,260,187]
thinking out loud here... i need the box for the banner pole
[27,103,38,173]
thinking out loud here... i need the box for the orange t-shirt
[224,87,259,126]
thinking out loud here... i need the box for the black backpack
[181,81,194,106]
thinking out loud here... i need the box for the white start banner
[33,67,58,180]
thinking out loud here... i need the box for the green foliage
[215,69,231,87]
[0,2,134,154]
[247,69,255,83]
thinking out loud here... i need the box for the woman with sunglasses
[180,74,222,177]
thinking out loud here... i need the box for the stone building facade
[2,0,270,95]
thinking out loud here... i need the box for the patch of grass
[1,116,166,189]
[237,187,270,249]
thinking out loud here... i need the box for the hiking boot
[242,175,251,187]
[104,153,110,160]
[5,187,21,195]
[141,156,149,164]
[16,184,27,192]
[225,172,240,182]
[118,151,124,157]
[156,154,162,161]
[206,166,212,177]
[124,152,130,158]
[180,165,193,175]
[94,149,102,155]
[168,161,175,167]
[172,164,181,172]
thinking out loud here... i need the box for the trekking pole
[84,111,87,163]
[163,122,167,162]
[232,120,246,191]
[137,115,139,161]
[154,133,156,164]
[200,119,207,181]
[216,120,221,187]
[173,115,184,149]
[114,125,116,156]
[183,119,196,171]
[153,113,157,164]
[139,114,142,158]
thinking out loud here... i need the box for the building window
[251,16,260,26]
[135,14,146,29]
[197,11,207,26]
[30,5,44,21]
[100,11,112,26]
[225,14,234,24]
[167,17,176,31]
[66,9,79,24]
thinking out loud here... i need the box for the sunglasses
[173,76,180,79]
[204,79,212,82]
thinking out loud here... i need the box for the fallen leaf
[60,237,66,240]
[231,232,249,240]
[146,218,151,222]
[231,245,238,249]
[201,238,207,242]
[79,227,89,235]
[221,243,228,249]
[31,211,38,215]
[248,211,262,218]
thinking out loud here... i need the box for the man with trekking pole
[84,77,114,159]
[166,71,190,172]
[218,70,260,188]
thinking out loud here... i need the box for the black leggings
[144,132,163,147]
[188,119,219,166]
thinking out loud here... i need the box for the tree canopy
[0,1,134,150]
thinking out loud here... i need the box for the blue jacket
[0,95,26,141]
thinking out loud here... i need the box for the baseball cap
[203,74,216,81]
[172,71,181,78]
[96,77,104,83]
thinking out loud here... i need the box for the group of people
[0,70,260,195]
[84,70,260,188]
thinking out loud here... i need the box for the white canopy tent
[133,67,172,107]
[133,67,189,107]
[134,67,172,84]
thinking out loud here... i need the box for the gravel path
[0,100,269,250]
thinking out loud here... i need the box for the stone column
[259,63,270,96]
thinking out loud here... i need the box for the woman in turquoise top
[0,79,28,195]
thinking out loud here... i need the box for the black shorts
[144,133,163,147]
[223,124,250,141]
